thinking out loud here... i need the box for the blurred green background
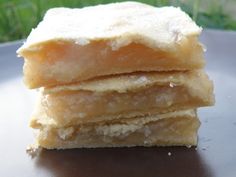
[0,0,236,43]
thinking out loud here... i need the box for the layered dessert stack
[17,2,214,149]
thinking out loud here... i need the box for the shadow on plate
[36,147,213,177]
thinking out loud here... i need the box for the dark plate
[0,29,236,177]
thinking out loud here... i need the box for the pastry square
[17,2,204,88]
[30,70,214,128]
[35,109,200,149]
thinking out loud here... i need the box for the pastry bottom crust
[35,109,200,149]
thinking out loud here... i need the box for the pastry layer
[35,109,200,149]
[17,2,204,88]
[31,70,214,128]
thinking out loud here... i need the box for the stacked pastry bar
[17,2,214,149]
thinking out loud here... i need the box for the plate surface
[0,29,236,177]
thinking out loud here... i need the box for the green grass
[0,0,236,42]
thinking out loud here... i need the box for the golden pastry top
[17,1,201,55]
